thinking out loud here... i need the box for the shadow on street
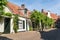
[0,36,12,40]
[40,28,60,40]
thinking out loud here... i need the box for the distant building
[55,15,60,28]
[41,9,58,21]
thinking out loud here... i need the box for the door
[18,20,25,31]
[4,18,10,33]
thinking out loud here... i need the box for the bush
[13,14,18,33]
[29,26,33,31]
[13,25,18,33]
[2,12,12,17]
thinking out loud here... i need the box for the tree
[0,0,7,15]
[44,16,54,28]
[30,10,54,31]
[30,10,45,30]
[30,10,41,30]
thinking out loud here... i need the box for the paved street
[0,28,60,40]
[40,28,60,40]
[0,31,41,40]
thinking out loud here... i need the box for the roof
[7,2,31,18]
[50,13,58,20]
[42,9,58,20]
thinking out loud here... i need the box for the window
[23,20,25,29]
[18,20,25,29]
[24,8,28,15]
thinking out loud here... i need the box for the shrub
[13,14,18,33]
[2,12,12,17]
[29,26,33,31]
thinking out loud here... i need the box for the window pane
[18,20,25,29]
[18,20,23,29]
[23,21,25,29]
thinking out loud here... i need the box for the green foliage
[30,10,42,30]
[41,14,54,28]
[13,14,18,33]
[0,0,7,15]
[29,26,33,31]
[0,0,7,5]
[0,16,3,22]
[30,10,54,30]
[47,18,54,26]
[2,12,12,17]
[30,10,41,23]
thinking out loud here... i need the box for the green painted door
[4,18,10,33]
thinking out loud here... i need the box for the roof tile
[7,2,31,18]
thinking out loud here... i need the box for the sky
[8,0,60,15]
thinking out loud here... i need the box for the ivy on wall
[13,14,19,33]
[2,12,12,17]
[0,0,19,33]
[0,0,7,15]
[0,12,19,33]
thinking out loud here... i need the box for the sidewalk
[0,31,41,40]
[0,28,57,40]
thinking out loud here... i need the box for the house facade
[41,9,58,21]
[0,2,31,33]
[41,9,58,28]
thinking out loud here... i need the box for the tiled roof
[42,9,58,20]
[58,15,60,18]
[7,2,31,18]
[50,13,58,20]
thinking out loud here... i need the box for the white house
[41,9,58,21]
[0,2,31,33]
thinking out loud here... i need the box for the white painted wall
[18,17,27,31]
[27,22,29,31]
[4,6,13,33]
[0,6,29,33]
[4,6,12,13]
[0,18,4,32]
[10,16,14,33]
[47,12,51,18]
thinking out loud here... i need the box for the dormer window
[18,4,28,16]
[24,8,28,15]
[21,4,25,9]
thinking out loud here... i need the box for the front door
[18,20,25,31]
[4,18,10,33]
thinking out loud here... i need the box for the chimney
[41,9,47,13]
[21,4,25,9]
[47,11,51,18]
[41,9,44,13]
